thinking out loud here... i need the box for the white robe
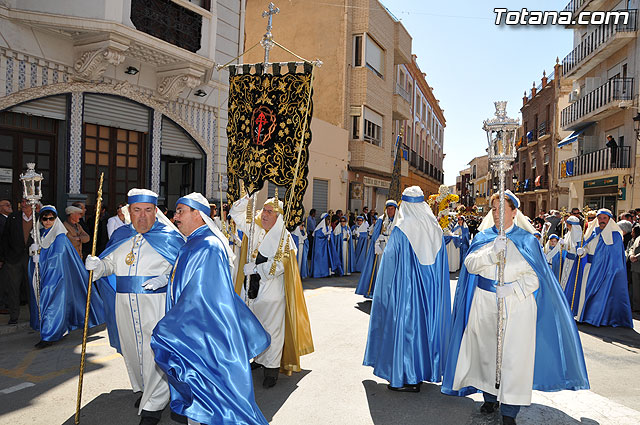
[452,226,539,406]
[446,227,462,272]
[98,234,173,413]
[334,225,351,275]
[230,198,295,369]
[291,227,307,271]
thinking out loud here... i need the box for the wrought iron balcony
[538,121,549,139]
[394,83,411,103]
[561,77,633,129]
[559,146,630,178]
[562,10,637,78]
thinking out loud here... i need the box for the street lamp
[633,112,640,140]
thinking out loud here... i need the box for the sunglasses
[41,216,56,222]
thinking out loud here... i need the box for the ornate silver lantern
[482,101,519,391]
[19,162,43,203]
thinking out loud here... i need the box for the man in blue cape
[363,187,450,392]
[151,193,270,425]
[28,206,104,348]
[574,208,633,327]
[442,191,589,425]
[351,216,369,272]
[333,215,355,275]
[355,200,396,298]
[85,189,184,425]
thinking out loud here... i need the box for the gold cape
[234,232,314,375]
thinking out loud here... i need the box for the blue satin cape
[441,225,590,397]
[28,229,105,341]
[363,228,451,387]
[452,225,471,265]
[355,219,383,298]
[562,245,589,316]
[95,220,183,352]
[334,225,355,274]
[311,228,335,278]
[547,249,564,280]
[580,231,633,327]
[300,238,309,279]
[352,227,368,273]
[151,226,270,425]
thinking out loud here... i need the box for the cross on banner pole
[261,2,280,73]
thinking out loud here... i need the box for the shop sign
[583,176,618,188]
[363,176,390,188]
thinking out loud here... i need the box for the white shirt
[107,215,126,239]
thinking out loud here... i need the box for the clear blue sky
[383,1,573,186]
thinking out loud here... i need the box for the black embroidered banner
[226,64,313,230]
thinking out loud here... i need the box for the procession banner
[226,63,313,230]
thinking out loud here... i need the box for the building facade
[398,54,445,197]
[516,61,571,217]
[468,155,489,213]
[0,0,243,214]
[558,0,639,216]
[244,0,422,216]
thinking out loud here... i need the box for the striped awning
[558,123,593,147]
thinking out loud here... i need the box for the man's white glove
[374,243,383,255]
[32,252,40,264]
[576,247,586,258]
[243,262,257,276]
[492,236,507,256]
[496,283,515,299]
[559,239,565,247]
[142,275,169,291]
[85,255,105,280]
[29,243,39,257]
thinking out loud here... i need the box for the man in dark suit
[0,198,13,314]
[0,198,34,325]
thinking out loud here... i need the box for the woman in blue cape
[351,216,369,272]
[355,201,397,298]
[544,234,563,279]
[28,206,104,348]
[446,216,470,272]
[310,213,340,278]
[363,187,451,392]
[442,191,588,425]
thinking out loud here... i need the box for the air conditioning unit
[569,89,580,103]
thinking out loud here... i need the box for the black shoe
[502,415,516,425]
[139,410,161,425]
[170,411,188,424]
[7,319,17,325]
[263,376,277,388]
[134,395,142,408]
[386,383,421,393]
[34,340,54,349]
[250,361,263,370]
[480,401,499,414]
[138,417,160,425]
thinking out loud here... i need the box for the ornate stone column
[68,92,84,197]
[151,110,162,195]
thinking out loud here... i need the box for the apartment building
[516,61,572,217]
[467,155,489,213]
[0,0,242,212]
[558,0,639,215]
[456,167,472,206]
[398,54,445,197]
[244,0,415,215]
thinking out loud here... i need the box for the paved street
[0,274,639,425]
